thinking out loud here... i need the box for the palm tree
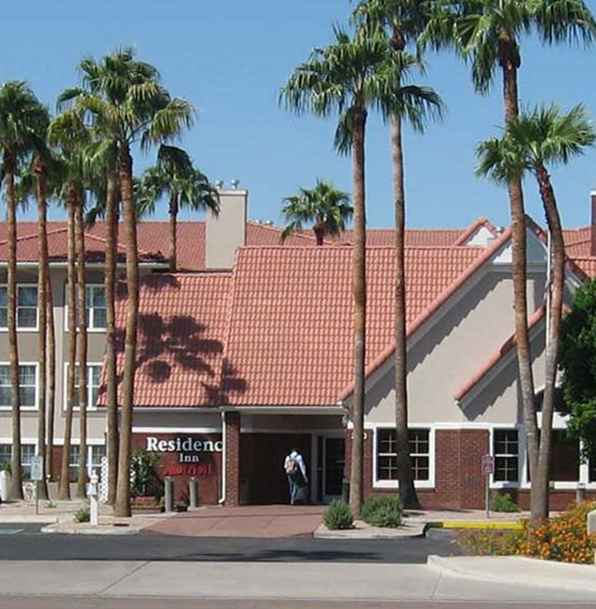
[0,82,48,500]
[477,104,596,518]
[48,110,90,500]
[63,49,195,517]
[137,145,219,271]
[353,0,443,510]
[280,180,353,245]
[281,24,390,516]
[423,0,595,522]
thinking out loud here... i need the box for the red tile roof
[106,273,233,407]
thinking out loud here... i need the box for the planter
[131,496,161,512]
[0,470,11,502]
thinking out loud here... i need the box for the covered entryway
[315,435,346,503]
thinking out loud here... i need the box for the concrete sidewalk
[0,560,595,603]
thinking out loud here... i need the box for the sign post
[30,456,43,516]
[481,455,495,519]
[87,470,99,526]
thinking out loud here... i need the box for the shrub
[74,506,90,523]
[516,501,596,564]
[492,493,520,513]
[457,529,521,556]
[130,449,162,498]
[361,495,402,528]
[324,500,353,530]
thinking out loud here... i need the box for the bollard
[164,477,174,513]
[189,477,199,510]
[88,470,99,526]
[587,509,596,565]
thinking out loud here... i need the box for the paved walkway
[144,504,326,538]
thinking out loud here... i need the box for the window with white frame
[0,285,38,329]
[69,444,106,481]
[0,364,37,408]
[0,444,35,479]
[493,429,519,483]
[64,285,107,331]
[376,428,430,481]
[65,364,102,410]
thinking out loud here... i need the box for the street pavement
[0,525,461,562]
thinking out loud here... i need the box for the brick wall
[224,412,241,506]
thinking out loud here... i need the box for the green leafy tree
[423,0,596,522]
[353,0,443,510]
[281,24,390,516]
[560,281,596,459]
[63,49,194,516]
[281,179,353,245]
[477,103,596,516]
[137,145,219,271]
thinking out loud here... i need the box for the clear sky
[3,0,596,229]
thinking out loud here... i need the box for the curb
[429,520,522,530]
[41,523,141,535]
[427,555,596,593]
[314,522,426,539]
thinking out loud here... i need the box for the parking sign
[481,454,495,475]
[30,456,43,481]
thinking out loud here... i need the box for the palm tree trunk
[391,115,420,510]
[169,193,178,272]
[349,106,367,518]
[34,154,49,500]
[45,272,56,482]
[75,195,88,498]
[105,171,119,505]
[5,151,23,500]
[58,183,78,500]
[499,38,540,519]
[115,145,139,518]
[533,165,565,521]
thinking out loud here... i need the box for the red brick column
[224,412,241,506]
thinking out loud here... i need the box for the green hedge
[361,495,402,528]
[324,500,353,530]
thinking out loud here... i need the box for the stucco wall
[364,269,547,425]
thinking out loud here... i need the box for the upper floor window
[65,285,106,331]
[65,363,102,410]
[0,285,38,330]
[0,364,37,409]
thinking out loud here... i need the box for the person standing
[284,449,308,505]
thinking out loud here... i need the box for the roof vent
[215,180,224,189]
[231,179,240,189]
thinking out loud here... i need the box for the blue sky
[3,0,596,229]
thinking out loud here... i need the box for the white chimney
[205,188,248,270]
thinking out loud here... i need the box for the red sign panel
[481,455,495,475]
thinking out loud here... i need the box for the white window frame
[67,440,106,479]
[0,284,39,332]
[0,438,38,479]
[0,362,39,411]
[372,425,435,490]
[489,425,522,490]
[63,362,102,412]
[64,284,107,333]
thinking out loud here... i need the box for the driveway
[144,504,326,538]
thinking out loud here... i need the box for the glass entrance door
[323,437,345,501]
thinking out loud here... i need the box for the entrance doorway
[316,436,345,503]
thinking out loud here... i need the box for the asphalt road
[0,525,461,563]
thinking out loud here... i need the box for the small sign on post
[481,455,495,519]
[87,470,99,526]
[30,456,43,516]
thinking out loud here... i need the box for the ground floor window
[0,443,35,479]
[493,429,519,483]
[68,445,106,482]
[376,428,430,482]
[550,430,580,483]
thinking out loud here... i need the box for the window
[0,364,37,409]
[551,430,579,483]
[69,445,105,481]
[0,444,35,479]
[65,364,102,410]
[86,286,106,330]
[376,428,430,482]
[493,429,519,483]
[0,285,38,329]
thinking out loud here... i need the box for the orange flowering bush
[457,501,596,564]
[515,501,596,564]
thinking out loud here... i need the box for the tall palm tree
[353,0,443,510]
[423,0,595,522]
[477,103,596,518]
[48,111,90,500]
[281,25,390,516]
[62,49,195,517]
[137,145,219,271]
[0,82,48,500]
[280,180,353,245]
